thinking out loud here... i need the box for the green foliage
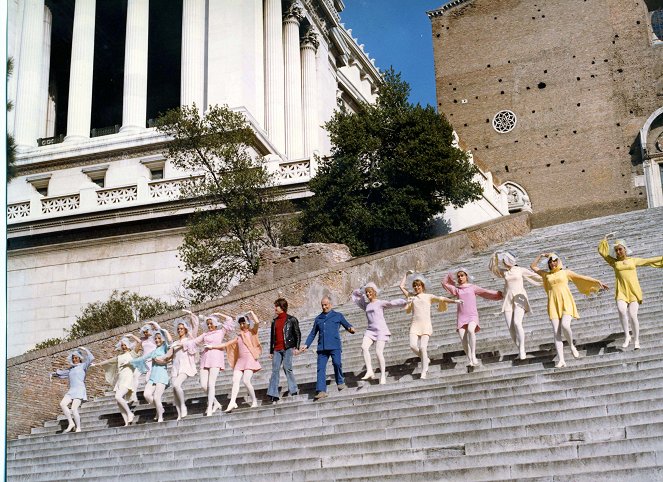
[67,290,180,340]
[31,337,66,351]
[7,57,17,182]
[156,104,298,303]
[300,68,483,255]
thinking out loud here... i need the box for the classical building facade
[7,0,507,356]
[428,0,663,225]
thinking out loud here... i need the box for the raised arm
[351,288,368,311]
[81,347,94,370]
[399,272,411,297]
[488,253,505,279]
[247,310,261,335]
[530,254,547,276]
[183,309,200,338]
[598,237,616,267]
[442,272,459,296]
[211,312,235,332]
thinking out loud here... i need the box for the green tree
[300,68,483,255]
[7,58,17,181]
[156,104,297,303]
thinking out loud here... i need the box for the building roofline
[426,0,473,19]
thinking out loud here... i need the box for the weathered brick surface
[430,0,661,226]
[6,212,531,440]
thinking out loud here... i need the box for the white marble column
[181,0,206,109]
[39,6,52,139]
[121,0,150,134]
[301,28,319,159]
[264,0,285,152]
[283,2,304,159]
[65,0,96,142]
[14,0,45,149]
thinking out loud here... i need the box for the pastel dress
[131,333,171,387]
[406,293,450,336]
[169,338,198,378]
[100,350,139,393]
[494,266,542,313]
[140,337,157,379]
[598,238,663,303]
[188,327,231,369]
[52,349,94,401]
[540,268,603,320]
[352,289,407,341]
[442,273,502,332]
[226,329,262,372]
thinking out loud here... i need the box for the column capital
[301,28,319,51]
[284,2,304,24]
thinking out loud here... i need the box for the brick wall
[430,0,662,225]
[6,212,531,440]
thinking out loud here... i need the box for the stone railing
[7,201,31,220]
[36,134,65,147]
[41,193,80,214]
[277,159,311,184]
[149,178,183,201]
[96,185,139,206]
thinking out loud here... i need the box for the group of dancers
[51,234,661,433]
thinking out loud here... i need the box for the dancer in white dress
[96,337,141,426]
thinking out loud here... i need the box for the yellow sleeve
[598,238,616,267]
[633,256,663,268]
[566,270,603,296]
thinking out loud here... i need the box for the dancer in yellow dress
[598,234,663,349]
[531,253,608,368]
[399,271,461,379]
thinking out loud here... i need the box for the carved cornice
[300,0,329,39]
[426,0,473,18]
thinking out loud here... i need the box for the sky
[339,0,451,108]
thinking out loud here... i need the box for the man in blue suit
[301,296,355,399]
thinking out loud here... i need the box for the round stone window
[492,110,517,133]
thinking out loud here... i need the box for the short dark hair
[274,298,288,312]
[237,316,247,325]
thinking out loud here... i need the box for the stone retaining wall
[6,212,531,439]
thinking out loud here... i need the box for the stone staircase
[7,207,663,481]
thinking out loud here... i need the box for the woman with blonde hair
[531,252,608,368]
[96,337,141,426]
[598,234,662,349]
[399,271,462,378]
[489,251,542,360]
[352,282,407,384]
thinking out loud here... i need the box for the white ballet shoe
[156,418,163,423]
[622,336,631,348]
[634,340,640,350]
[379,376,387,385]
[126,413,134,426]
[555,361,566,368]
[63,423,75,434]
[472,357,480,366]
[361,371,375,380]
[518,351,527,361]
[224,402,238,413]
[250,401,258,408]
[74,427,81,433]
[571,346,580,359]
[211,400,221,414]
[420,371,428,380]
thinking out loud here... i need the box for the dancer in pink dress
[208,311,263,412]
[443,268,503,367]
[352,282,407,384]
[154,310,199,420]
[128,322,159,404]
[188,312,234,416]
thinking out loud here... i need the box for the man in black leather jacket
[267,298,301,401]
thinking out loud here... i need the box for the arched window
[640,108,663,207]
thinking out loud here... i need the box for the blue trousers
[316,349,344,393]
[267,348,298,398]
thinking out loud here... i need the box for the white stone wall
[7,230,187,357]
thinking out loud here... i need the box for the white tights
[504,306,526,358]
[550,314,575,365]
[616,300,639,345]
[143,383,166,422]
[171,373,191,419]
[362,336,387,382]
[229,370,257,407]
[409,334,430,374]
[458,322,478,366]
[60,395,81,432]
[114,387,134,425]
[200,367,221,415]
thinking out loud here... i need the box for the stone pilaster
[283,2,304,159]
[39,6,52,139]
[65,0,96,142]
[14,0,45,150]
[264,0,286,153]
[301,28,319,159]
[121,0,150,134]
[181,0,206,109]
